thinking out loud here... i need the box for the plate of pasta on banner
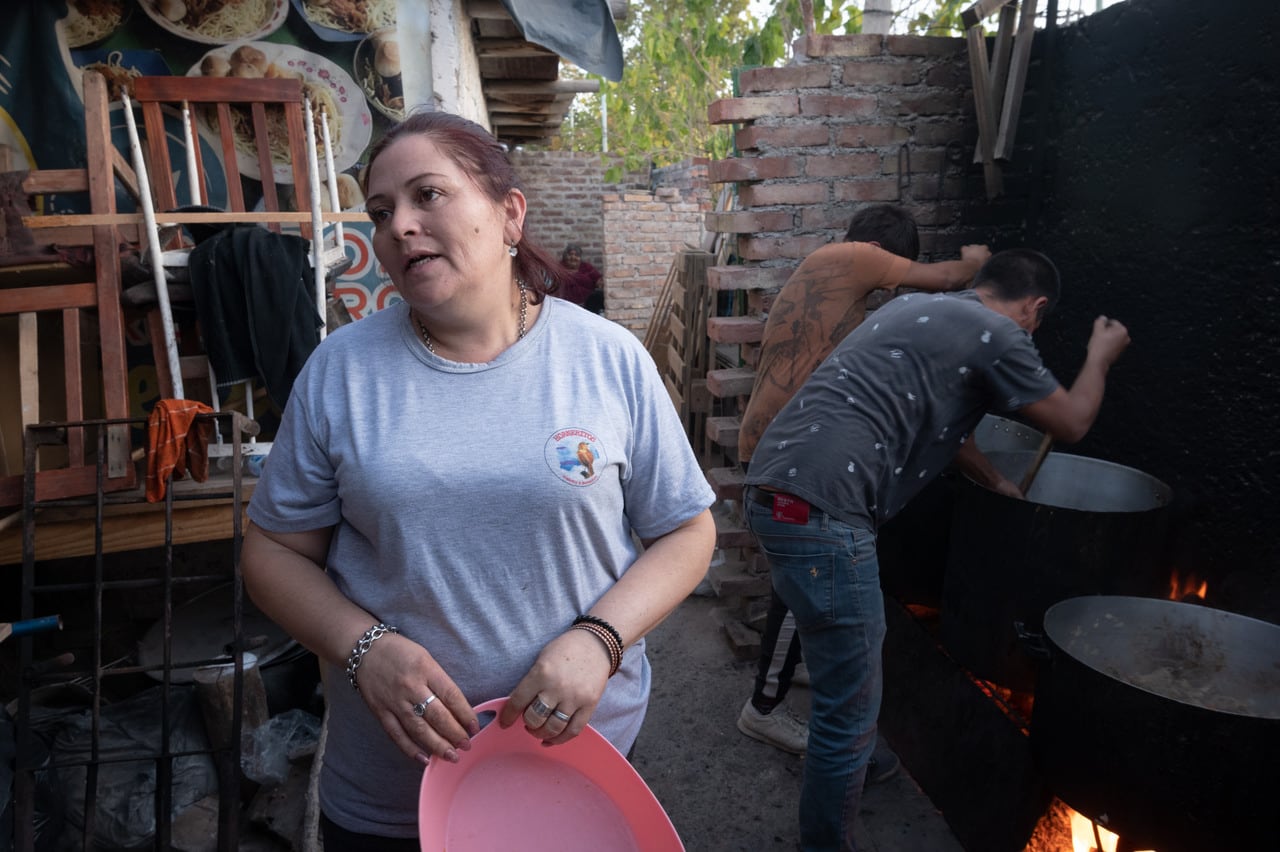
[187,41,372,183]
[139,0,289,45]
[290,0,398,42]
[61,0,132,49]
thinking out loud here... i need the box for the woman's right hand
[353,631,480,766]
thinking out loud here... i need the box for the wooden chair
[122,76,349,410]
[0,71,136,508]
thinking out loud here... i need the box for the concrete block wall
[706,32,983,314]
[602,186,710,337]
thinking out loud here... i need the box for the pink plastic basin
[419,697,683,851]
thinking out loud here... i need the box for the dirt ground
[632,593,964,852]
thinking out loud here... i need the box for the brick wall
[602,185,710,337]
[508,150,608,272]
[512,150,713,336]
[706,32,981,315]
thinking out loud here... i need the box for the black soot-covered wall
[971,0,1280,622]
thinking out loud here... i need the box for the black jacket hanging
[187,225,323,409]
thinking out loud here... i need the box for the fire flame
[1069,808,1155,852]
[1168,569,1207,601]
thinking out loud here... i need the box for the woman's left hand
[497,628,613,744]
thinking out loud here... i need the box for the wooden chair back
[128,75,318,239]
[125,75,341,403]
[0,71,135,507]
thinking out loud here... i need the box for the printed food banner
[1,0,400,322]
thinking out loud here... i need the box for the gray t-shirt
[248,297,714,837]
[746,290,1059,528]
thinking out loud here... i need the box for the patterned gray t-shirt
[746,290,1060,528]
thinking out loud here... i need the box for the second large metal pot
[1031,595,1280,851]
[940,451,1172,690]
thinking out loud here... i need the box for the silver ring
[551,709,572,722]
[412,693,437,717]
[529,696,553,717]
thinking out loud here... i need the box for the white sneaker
[737,700,809,755]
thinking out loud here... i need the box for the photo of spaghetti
[298,0,397,36]
[62,0,127,48]
[188,42,372,182]
[355,27,404,120]
[81,51,143,101]
[139,0,288,45]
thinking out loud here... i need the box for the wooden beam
[961,0,1014,30]
[476,39,560,58]
[995,0,1039,160]
[0,499,251,565]
[972,1,1019,164]
[966,24,1004,197]
[0,282,98,314]
[469,0,629,21]
[23,211,370,229]
[484,79,600,96]
[21,169,89,194]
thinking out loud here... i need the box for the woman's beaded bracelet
[346,622,398,692]
[571,614,624,677]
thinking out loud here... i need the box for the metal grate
[10,412,255,851]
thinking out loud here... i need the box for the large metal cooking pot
[880,416,1045,607]
[940,451,1172,690]
[1031,595,1280,851]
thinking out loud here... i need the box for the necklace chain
[416,281,528,355]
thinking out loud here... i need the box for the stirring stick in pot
[1019,432,1053,495]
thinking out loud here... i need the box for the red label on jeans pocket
[772,493,810,524]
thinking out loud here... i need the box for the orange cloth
[145,399,215,503]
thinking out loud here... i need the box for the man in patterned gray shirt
[742,248,1131,851]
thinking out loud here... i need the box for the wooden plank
[132,75,304,104]
[141,99,177,211]
[667,310,686,344]
[666,342,684,376]
[0,499,250,565]
[966,25,1004,197]
[214,101,246,212]
[21,169,89,193]
[995,0,1039,160]
[18,313,38,431]
[688,379,712,413]
[85,68,133,480]
[23,211,370,228]
[0,283,97,313]
[974,2,1020,164]
[663,375,682,411]
[62,308,84,467]
[961,0,1014,30]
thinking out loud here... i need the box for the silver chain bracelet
[346,622,398,692]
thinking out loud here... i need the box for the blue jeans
[744,488,885,852]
